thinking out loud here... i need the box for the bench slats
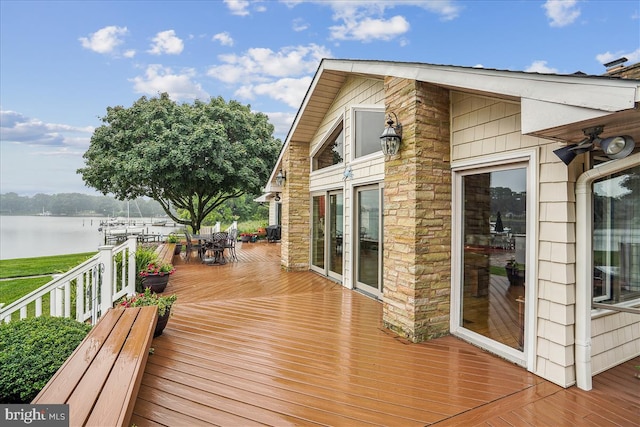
[32,306,158,427]
[67,309,139,424]
[154,243,176,266]
[86,306,157,426]
[32,308,124,403]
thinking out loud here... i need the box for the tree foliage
[78,93,281,232]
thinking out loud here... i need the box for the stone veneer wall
[382,77,452,342]
[281,140,310,271]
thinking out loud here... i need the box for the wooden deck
[132,242,640,426]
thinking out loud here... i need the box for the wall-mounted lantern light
[553,125,636,165]
[380,112,402,156]
[275,169,286,186]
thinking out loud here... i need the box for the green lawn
[1,277,54,322]
[0,252,96,279]
[0,253,96,320]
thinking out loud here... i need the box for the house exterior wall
[591,312,640,374]
[450,91,580,387]
[285,75,385,274]
[281,65,639,388]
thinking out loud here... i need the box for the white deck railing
[0,236,138,325]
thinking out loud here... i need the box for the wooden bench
[32,306,158,427]
[154,242,176,265]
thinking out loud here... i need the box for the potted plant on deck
[505,258,525,287]
[139,261,176,293]
[119,288,177,337]
[167,233,182,255]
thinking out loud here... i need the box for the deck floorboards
[133,242,640,426]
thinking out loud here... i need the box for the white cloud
[596,48,640,65]
[207,44,330,83]
[525,60,559,74]
[224,0,250,16]
[262,111,296,139]
[330,15,410,41]
[148,30,184,55]
[235,76,312,108]
[207,44,329,107]
[0,110,93,149]
[123,49,136,58]
[543,0,581,28]
[292,18,309,32]
[130,65,209,101]
[326,1,460,22]
[79,26,129,54]
[213,32,234,46]
[300,0,460,41]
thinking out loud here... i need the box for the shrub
[0,316,91,403]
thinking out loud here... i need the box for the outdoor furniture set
[185,229,238,264]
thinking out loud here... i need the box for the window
[353,109,385,159]
[592,165,640,304]
[312,123,343,171]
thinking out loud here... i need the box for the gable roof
[264,59,640,192]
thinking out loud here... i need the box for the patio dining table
[193,233,227,265]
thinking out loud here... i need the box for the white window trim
[350,105,385,163]
[310,114,344,159]
[450,148,538,370]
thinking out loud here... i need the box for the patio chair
[205,231,228,264]
[225,228,238,261]
[184,231,204,262]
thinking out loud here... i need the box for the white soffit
[520,98,614,134]
[254,193,272,203]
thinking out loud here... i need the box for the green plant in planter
[139,261,176,277]
[167,233,179,243]
[118,288,177,317]
[134,247,162,292]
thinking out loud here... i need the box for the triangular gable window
[312,121,344,171]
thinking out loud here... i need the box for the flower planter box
[154,307,171,337]
[142,274,170,293]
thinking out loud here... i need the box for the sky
[1,0,639,196]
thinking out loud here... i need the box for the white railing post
[99,245,114,317]
[49,289,57,316]
[64,282,71,318]
[35,298,42,317]
[214,222,221,232]
[127,236,138,296]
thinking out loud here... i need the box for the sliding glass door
[311,191,343,280]
[311,195,325,270]
[459,166,527,352]
[355,185,383,297]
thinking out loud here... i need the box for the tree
[78,93,281,232]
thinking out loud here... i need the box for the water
[0,216,179,260]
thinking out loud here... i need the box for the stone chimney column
[281,140,310,271]
[382,77,452,342]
